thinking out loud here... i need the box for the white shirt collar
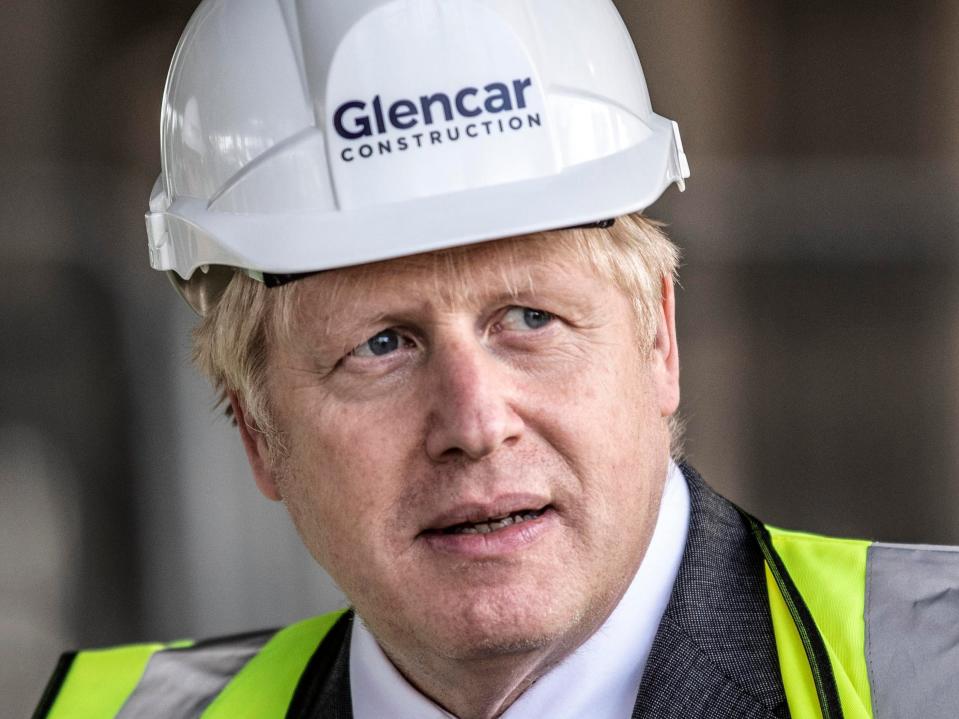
[350,460,691,719]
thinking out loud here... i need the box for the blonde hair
[193,212,683,455]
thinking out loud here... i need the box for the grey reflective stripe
[865,542,959,719]
[116,630,275,719]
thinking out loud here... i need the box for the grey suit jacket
[287,465,790,718]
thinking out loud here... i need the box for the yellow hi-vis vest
[744,513,959,719]
[35,521,959,719]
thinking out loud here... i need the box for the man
[36,1,958,717]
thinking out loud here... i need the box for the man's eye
[500,307,554,331]
[350,330,407,358]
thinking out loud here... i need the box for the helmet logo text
[334,78,533,140]
[332,78,543,163]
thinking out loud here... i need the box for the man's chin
[405,593,587,663]
[351,562,603,665]
[425,622,559,663]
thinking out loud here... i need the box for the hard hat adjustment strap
[571,218,615,230]
[262,272,306,288]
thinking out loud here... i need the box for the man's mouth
[436,507,549,535]
[418,499,555,556]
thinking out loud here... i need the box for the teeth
[446,509,543,535]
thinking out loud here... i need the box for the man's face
[240,235,679,664]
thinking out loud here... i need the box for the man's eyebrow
[317,310,394,343]
[296,263,587,337]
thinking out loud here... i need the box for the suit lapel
[286,611,354,719]
[633,465,789,719]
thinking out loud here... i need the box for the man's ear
[229,392,283,502]
[651,275,680,417]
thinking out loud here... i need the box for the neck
[379,609,613,719]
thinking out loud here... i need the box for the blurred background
[2,0,958,713]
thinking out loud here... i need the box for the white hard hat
[147,0,690,313]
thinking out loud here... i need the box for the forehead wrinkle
[287,233,587,345]
[424,239,538,311]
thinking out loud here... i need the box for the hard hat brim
[148,117,688,282]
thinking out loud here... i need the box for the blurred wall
[625,0,959,540]
[1,1,957,714]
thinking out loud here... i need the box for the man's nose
[424,337,525,462]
